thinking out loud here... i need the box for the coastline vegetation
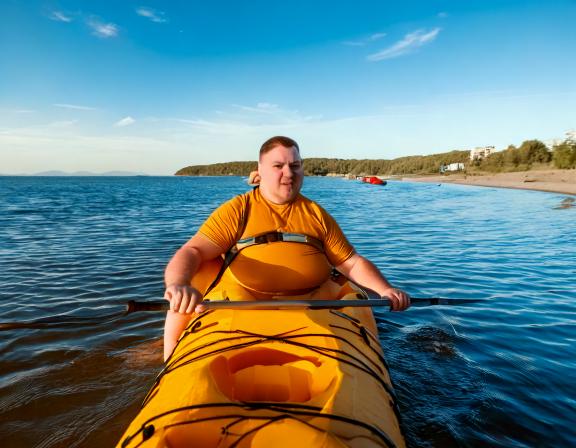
[175,138,576,177]
[470,139,576,173]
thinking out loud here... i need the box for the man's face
[258,145,304,204]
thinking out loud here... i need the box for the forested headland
[175,138,576,177]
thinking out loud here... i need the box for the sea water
[0,176,574,447]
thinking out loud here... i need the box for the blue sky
[1,0,575,175]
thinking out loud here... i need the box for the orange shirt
[198,188,355,294]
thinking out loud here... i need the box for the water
[0,176,574,447]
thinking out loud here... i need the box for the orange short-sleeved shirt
[198,188,355,294]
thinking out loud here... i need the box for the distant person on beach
[162,136,410,360]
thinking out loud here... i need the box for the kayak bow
[117,297,406,447]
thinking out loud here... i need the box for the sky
[1,0,575,175]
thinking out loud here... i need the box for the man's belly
[228,244,331,294]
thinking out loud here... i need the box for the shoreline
[401,169,576,196]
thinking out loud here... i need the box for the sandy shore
[403,169,576,196]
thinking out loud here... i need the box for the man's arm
[336,254,410,311]
[164,233,224,313]
[163,234,224,361]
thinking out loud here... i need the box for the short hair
[259,136,300,160]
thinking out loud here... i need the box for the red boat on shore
[361,176,387,186]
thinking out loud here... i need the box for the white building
[470,146,495,161]
[445,163,465,172]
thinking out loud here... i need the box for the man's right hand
[164,284,204,314]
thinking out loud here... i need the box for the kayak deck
[118,306,405,448]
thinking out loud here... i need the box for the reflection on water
[0,176,575,447]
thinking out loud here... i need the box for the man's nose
[282,165,293,177]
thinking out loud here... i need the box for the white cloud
[256,102,279,111]
[176,118,217,126]
[343,32,387,47]
[136,7,167,23]
[49,11,72,22]
[114,116,136,127]
[167,103,323,139]
[367,28,441,61]
[54,103,98,111]
[88,19,119,38]
[233,102,280,113]
[224,103,321,126]
[438,12,449,19]
[48,120,78,128]
[174,118,251,136]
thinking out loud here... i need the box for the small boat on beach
[361,176,387,186]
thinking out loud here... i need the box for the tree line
[175,151,471,176]
[471,139,576,172]
[175,161,258,176]
[175,138,576,176]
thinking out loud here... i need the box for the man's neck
[258,186,296,206]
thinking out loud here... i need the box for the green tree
[553,142,576,169]
[481,151,505,172]
[517,140,551,166]
[502,145,520,167]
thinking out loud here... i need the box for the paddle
[0,297,480,331]
[126,297,480,313]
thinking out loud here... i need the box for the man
[163,136,410,360]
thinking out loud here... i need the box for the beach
[404,169,576,196]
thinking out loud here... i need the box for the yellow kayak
[117,295,406,447]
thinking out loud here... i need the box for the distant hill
[31,170,149,177]
[175,150,471,177]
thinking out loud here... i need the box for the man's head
[257,136,303,205]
